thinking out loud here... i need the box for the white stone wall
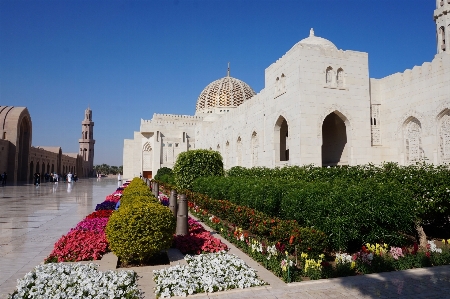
[123,6,450,174]
[370,53,450,165]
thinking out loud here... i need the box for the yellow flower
[319,254,325,260]
[350,261,356,269]
[301,252,308,259]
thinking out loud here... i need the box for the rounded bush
[173,149,224,190]
[105,202,176,264]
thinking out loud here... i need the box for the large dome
[298,28,337,50]
[195,71,256,114]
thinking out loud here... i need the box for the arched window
[337,68,344,88]
[326,67,333,84]
[280,73,286,93]
[440,26,446,51]
[274,116,289,162]
[85,131,88,139]
[236,136,242,166]
[251,132,258,167]
[403,117,423,164]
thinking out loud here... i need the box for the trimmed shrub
[154,167,175,184]
[173,149,224,190]
[280,179,416,251]
[105,202,176,264]
[119,177,157,208]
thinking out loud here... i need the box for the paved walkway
[0,178,121,298]
[1,179,450,299]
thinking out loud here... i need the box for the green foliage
[226,163,450,230]
[154,167,175,184]
[280,179,416,251]
[105,201,176,264]
[193,174,418,252]
[119,178,157,208]
[173,149,224,190]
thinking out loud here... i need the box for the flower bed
[188,203,450,282]
[153,251,266,298]
[45,229,109,263]
[85,210,114,219]
[74,217,109,233]
[8,263,142,299]
[95,201,117,211]
[173,217,228,254]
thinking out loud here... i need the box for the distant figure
[67,172,73,183]
[54,173,59,183]
[139,173,142,179]
[1,172,6,186]
[73,173,78,182]
[118,173,122,181]
[34,173,40,186]
[44,173,49,182]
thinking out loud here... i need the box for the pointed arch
[142,142,153,171]
[321,111,348,166]
[251,131,258,167]
[274,116,289,163]
[437,108,450,164]
[336,68,344,88]
[326,66,333,84]
[403,117,424,165]
[236,136,242,166]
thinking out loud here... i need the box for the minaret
[79,107,95,173]
[434,0,450,54]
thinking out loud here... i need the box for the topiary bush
[105,201,176,264]
[118,177,156,208]
[173,149,224,190]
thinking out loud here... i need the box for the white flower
[153,251,265,297]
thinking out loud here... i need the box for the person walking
[34,173,40,186]
[67,172,73,183]
[1,172,6,186]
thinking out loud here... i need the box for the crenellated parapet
[376,54,449,90]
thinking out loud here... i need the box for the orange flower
[289,235,295,245]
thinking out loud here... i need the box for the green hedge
[280,179,416,251]
[158,181,327,255]
[192,176,418,251]
[226,163,450,231]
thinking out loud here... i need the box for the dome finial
[310,28,314,37]
[227,62,230,77]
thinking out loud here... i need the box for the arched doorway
[18,117,31,181]
[274,116,289,163]
[322,112,348,166]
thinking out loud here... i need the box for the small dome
[195,70,256,114]
[298,28,337,50]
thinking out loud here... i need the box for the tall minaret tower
[79,107,95,173]
[434,0,450,54]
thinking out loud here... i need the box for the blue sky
[0,0,437,166]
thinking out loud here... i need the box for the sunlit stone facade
[123,2,450,179]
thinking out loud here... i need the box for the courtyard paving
[1,178,450,299]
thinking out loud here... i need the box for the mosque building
[123,2,450,179]
[0,107,95,183]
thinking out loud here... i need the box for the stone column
[153,182,159,198]
[176,194,188,236]
[169,189,178,218]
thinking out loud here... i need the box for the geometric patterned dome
[195,68,256,114]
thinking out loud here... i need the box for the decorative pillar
[153,182,159,198]
[176,194,188,236]
[169,189,178,218]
